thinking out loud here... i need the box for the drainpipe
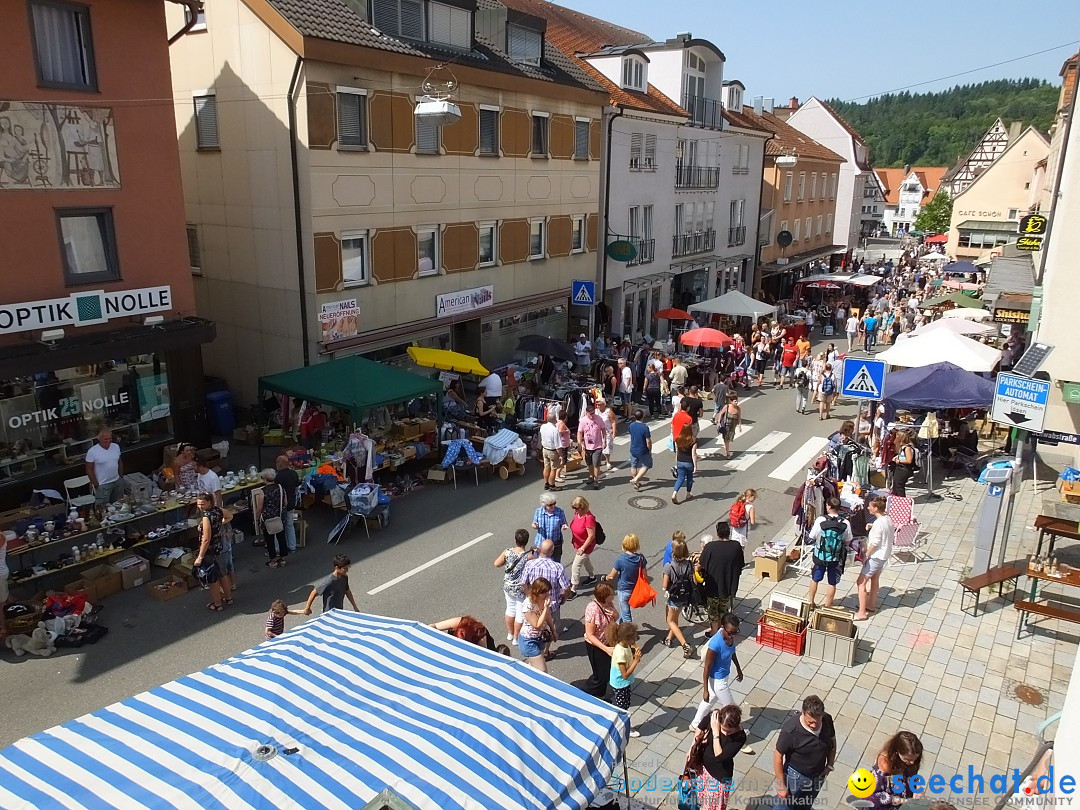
[286,56,311,366]
[599,104,624,333]
[166,0,202,45]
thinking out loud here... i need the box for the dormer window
[508,23,542,66]
[428,1,471,49]
[621,56,646,91]
[371,0,425,40]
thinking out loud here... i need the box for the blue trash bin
[206,390,235,436]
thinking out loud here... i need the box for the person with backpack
[565,496,602,601]
[697,522,744,640]
[807,498,853,609]
[662,537,696,659]
[729,489,757,548]
[817,362,838,421]
[793,365,812,415]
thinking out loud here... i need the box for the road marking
[367,532,494,595]
[721,431,790,471]
[768,437,830,481]
[699,424,754,458]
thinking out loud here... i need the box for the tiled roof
[740,107,846,164]
[723,107,771,134]
[264,0,604,91]
[874,166,948,206]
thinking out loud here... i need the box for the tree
[914,190,952,234]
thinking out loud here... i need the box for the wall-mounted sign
[7,391,130,430]
[992,309,1030,324]
[1063,382,1080,405]
[436,285,493,318]
[1015,236,1043,252]
[957,210,1002,218]
[1018,214,1048,235]
[0,286,172,336]
[319,299,358,342]
[605,240,638,262]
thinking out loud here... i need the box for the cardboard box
[172,561,198,589]
[1059,479,1080,504]
[147,574,189,603]
[754,554,787,581]
[427,468,449,482]
[114,555,150,589]
[419,419,437,434]
[77,564,123,601]
[296,516,307,549]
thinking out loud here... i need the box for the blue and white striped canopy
[0,612,627,809]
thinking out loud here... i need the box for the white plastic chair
[64,475,96,509]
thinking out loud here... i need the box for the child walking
[265,599,306,640]
[607,622,644,738]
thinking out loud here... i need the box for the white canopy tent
[847,274,881,287]
[942,307,994,321]
[800,272,855,283]
[877,329,1001,372]
[912,318,997,337]
[691,289,777,318]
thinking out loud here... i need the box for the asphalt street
[0,337,872,748]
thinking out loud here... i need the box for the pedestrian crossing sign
[840,358,886,400]
[572,280,595,305]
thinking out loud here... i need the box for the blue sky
[559,0,1079,101]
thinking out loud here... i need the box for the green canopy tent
[921,291,985,309]
[258,355,443,422]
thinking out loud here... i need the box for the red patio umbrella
[653,308,694,320]
[679,327,733,348]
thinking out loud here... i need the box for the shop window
[194,93,219,149]
[479,107,499,156]
[478,222,496,266]
[341,230,369,285]
[30,0,97,90]
[56,208,119,286]
[571,216,585,253]
[337,88,368,149]
[529,219,546,259]
[418,227,439,275]
[531,113,549,157]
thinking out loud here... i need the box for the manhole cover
[628,495,667,511]
[1015,684,1044,706]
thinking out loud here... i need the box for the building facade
[745,105,846,301]
[875,166,947,236]
[942,118,1019,198]
[0,0,212,506]
[167,0,608,403]
[945,128,1050,260]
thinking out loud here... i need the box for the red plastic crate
[756,616,807,655]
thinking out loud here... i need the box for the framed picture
[812,607,854,638]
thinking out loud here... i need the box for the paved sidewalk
[613,470,1073,809]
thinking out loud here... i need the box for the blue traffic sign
[992,372,1050,432]
[572,280,595,306]
[840,357,887,400]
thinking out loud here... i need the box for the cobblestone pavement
[614,470,1073,809]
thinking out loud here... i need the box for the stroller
[682,552,709,624]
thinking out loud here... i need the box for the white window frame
[478,221,497,267]
[783,172,793,202]
[621,56,646,91]
[629,133,642,169]
[479,105,500,156]
[628,206,640,238]
[529,218,546,260]
[415,96,441,154]
[417,226,439,276]
[1007,208,1019,220]
[792,219,800,241]
[186,224,201,274]
[574,117,590,160]
[804,218,811,240]
[810,172,817,200]
[531,111,550,158]
[797,172,806,201]
[341,230,370,287]
[830,173,837,199]
[643,133,656,170]
[816,215,822,236]
[193,91,219,149]
[336,86,368,150]
[825,213,833,232]
[571,215,585,253]
[427,0,471,49]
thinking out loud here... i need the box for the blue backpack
[815,517,847,564]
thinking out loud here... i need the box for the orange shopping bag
[627,564,656,609]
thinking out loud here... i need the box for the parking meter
[972,465,1012,575]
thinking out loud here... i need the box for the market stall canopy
[924,235,948,244]
[847,274,881,287]
[923,253,949,262]
[680,327,734,348]
[942,279,980,291]
[912,318,996,338]
[406,346,487,376]
[805,281,841,289]
[516,334,577,363]
[800,272,855,284]
[0,612,627,810]
[653,308,694,320]
[877,330,1001,372]
[259,355,441,417]
[882,361,995,415]
[691,290,777,318]
[942,307,993,321]
[943,260,979,275]
[921,291,985,309]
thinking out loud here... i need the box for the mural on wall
[0,101,120,190]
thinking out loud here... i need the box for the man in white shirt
[617,358,634,420]
[845,314,860,353]
[85,429,124,505]
[669,359,688,390]
[478,371,503,406]
[195,458,223,506]
[538,412,563,491]
[574,334,592,372]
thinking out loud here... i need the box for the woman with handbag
[692,705,746,810]
[194,492,234,612]
[254,468,289,568]
[714,392,741,459]
[607,533,649,622]
[583,582,617,698]
[518,577,557,673]
[890,432,917,497]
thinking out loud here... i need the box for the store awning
[760,245,847,276]
[956,219,1020,232]
[800,272,855,283]
[0,612,627,810]
[259,355,442,417]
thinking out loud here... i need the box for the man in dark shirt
[626,410,652,489]
[773,695,836,809]
[274,454,301,552]
[697,522,744,638]
[304,554,359,613]
[683,385,704,435]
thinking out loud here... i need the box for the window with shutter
[194,94,219,149]
[400,0,424,39]
[371,0,398,33]
[428,2,470,48]
[337,91,368,148]
[479,108,499,155]
[531,114,548,156]
[30,1,98,90]
[416,113,440,154]
[508,24,541,66]
[629,133,642,169]
[643,134,656,169]
[574,120,589,159]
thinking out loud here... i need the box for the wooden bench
[1015,599,1080,639]
[960,564,1024,615]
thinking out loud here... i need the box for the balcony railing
[732,166,750,175]
[674,165,720,189]
[672,229,716,257]
[727,226,746,247]
[626,238,656,266]
[682,94,724,130]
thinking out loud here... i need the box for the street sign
[1037,430,1080,446]
[840,357,887,400]
[992,372,1050,432]
[605,240,638,262]
[571,280,595,306]
[1015,236,1043,252]
[1018,214,1048,235]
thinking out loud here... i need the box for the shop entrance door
[452,318,482,359]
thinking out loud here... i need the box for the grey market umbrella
[516,334,577,362]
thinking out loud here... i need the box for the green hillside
[827,79,1059,168]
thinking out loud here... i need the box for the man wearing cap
[574,333,592,373]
